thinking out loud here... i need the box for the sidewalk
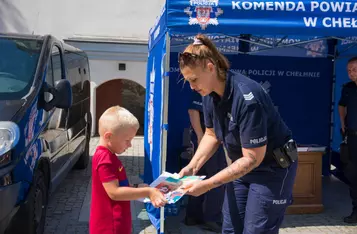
[45,137,357,234]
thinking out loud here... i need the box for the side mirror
[41,79,73,111]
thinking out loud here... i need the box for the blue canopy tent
[143,1,357,233]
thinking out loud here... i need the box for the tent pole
[160,32,171,234]
[329,39,338,173]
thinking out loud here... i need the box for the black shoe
[184,217,203,226]
[343,212,357,223]
[200,221,222,233]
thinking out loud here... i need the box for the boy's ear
[103,131,112,141]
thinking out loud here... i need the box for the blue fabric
[149,0,357,51]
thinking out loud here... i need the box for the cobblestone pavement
[45,137,357,234]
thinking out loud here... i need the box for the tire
[6,170,48,234]
[74,113,91,170]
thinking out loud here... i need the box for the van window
[0,37,43,100]
[51,46,62,83]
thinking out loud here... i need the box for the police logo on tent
[184,0,223,30]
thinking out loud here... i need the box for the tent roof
[149,0,357,50]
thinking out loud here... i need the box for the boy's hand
[148,188,167,208]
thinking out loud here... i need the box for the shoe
[184,217,203,226]
[343,211,357,223]
[200,221,222,233]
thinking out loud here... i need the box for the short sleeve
[239,103,268,148]
[97,163,118,183]
[338,85,348,107]
[95,152,118,183]
[202,96,213,128]
[189,91,203,112]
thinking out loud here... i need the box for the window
[0,37,43,100]
[51,46,62,83]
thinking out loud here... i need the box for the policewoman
[178,34,298,234]
[339,57,357,223]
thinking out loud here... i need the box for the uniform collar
[210,72,233,104]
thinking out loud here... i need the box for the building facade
[0,0,165,135]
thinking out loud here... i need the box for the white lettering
[278,71,285,76]
[286,71,320,78]
[248,69,276,76]
[250,136,267,145]
[323,17,357,28]
[320,2,330,12]
[310,1,319,11]
[273,199,287,205]
[232,1,305,11]
[303,17,317,27]
[310,1,357,13]
[341,37,357,45]
[232,1,357,13]
[191,0,218,6]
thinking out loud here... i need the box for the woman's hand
[178,165,195,178]
[186,180,211,197]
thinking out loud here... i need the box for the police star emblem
[184,0,223,30]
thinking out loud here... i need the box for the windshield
[0,37,43,100]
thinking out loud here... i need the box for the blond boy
[89,106,166,234]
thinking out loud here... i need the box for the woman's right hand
[148,188,167,208]
[178,165,195,178]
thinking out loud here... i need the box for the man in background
[339,57,357,223]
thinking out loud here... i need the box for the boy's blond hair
[98,106,139,136]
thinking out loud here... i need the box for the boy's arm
[102,180,151,201]
[97,163,166,207]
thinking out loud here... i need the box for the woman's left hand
[186,180,212,197]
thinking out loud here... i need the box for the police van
[0,33,92,234]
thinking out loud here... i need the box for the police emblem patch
[184,0,223,30]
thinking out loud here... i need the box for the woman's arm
[205,146,266,188]
[186,127,221,175]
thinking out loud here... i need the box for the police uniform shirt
[189,90,206,138]
[339,81,357,131]
[202,71,292,162]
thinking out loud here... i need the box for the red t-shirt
[89,146,132,234]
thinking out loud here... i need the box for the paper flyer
[140,171,206,204]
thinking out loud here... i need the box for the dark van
[0,33,92,234]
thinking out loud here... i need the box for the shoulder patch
[243,92,254,101]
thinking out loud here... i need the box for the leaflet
[141,171,206,204]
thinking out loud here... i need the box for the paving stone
[45,137,357,233]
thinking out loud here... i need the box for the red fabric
[89,146,131,234]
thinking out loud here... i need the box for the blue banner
[144,35,167,232]
[249,35,329,57]
[170,34,330,57]
[226,55,333,147]
[166,0,357,37]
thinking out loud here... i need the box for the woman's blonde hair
[179,34,230,81]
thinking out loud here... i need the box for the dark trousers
[222,160,298,234]
[343,135,357,212]
[185,145,227,222]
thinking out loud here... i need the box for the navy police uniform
[185,90,227,224]
[202,72,298,234]
[339,81,357,216]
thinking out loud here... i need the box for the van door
[39,45,69,183]
[63,50,86,162]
